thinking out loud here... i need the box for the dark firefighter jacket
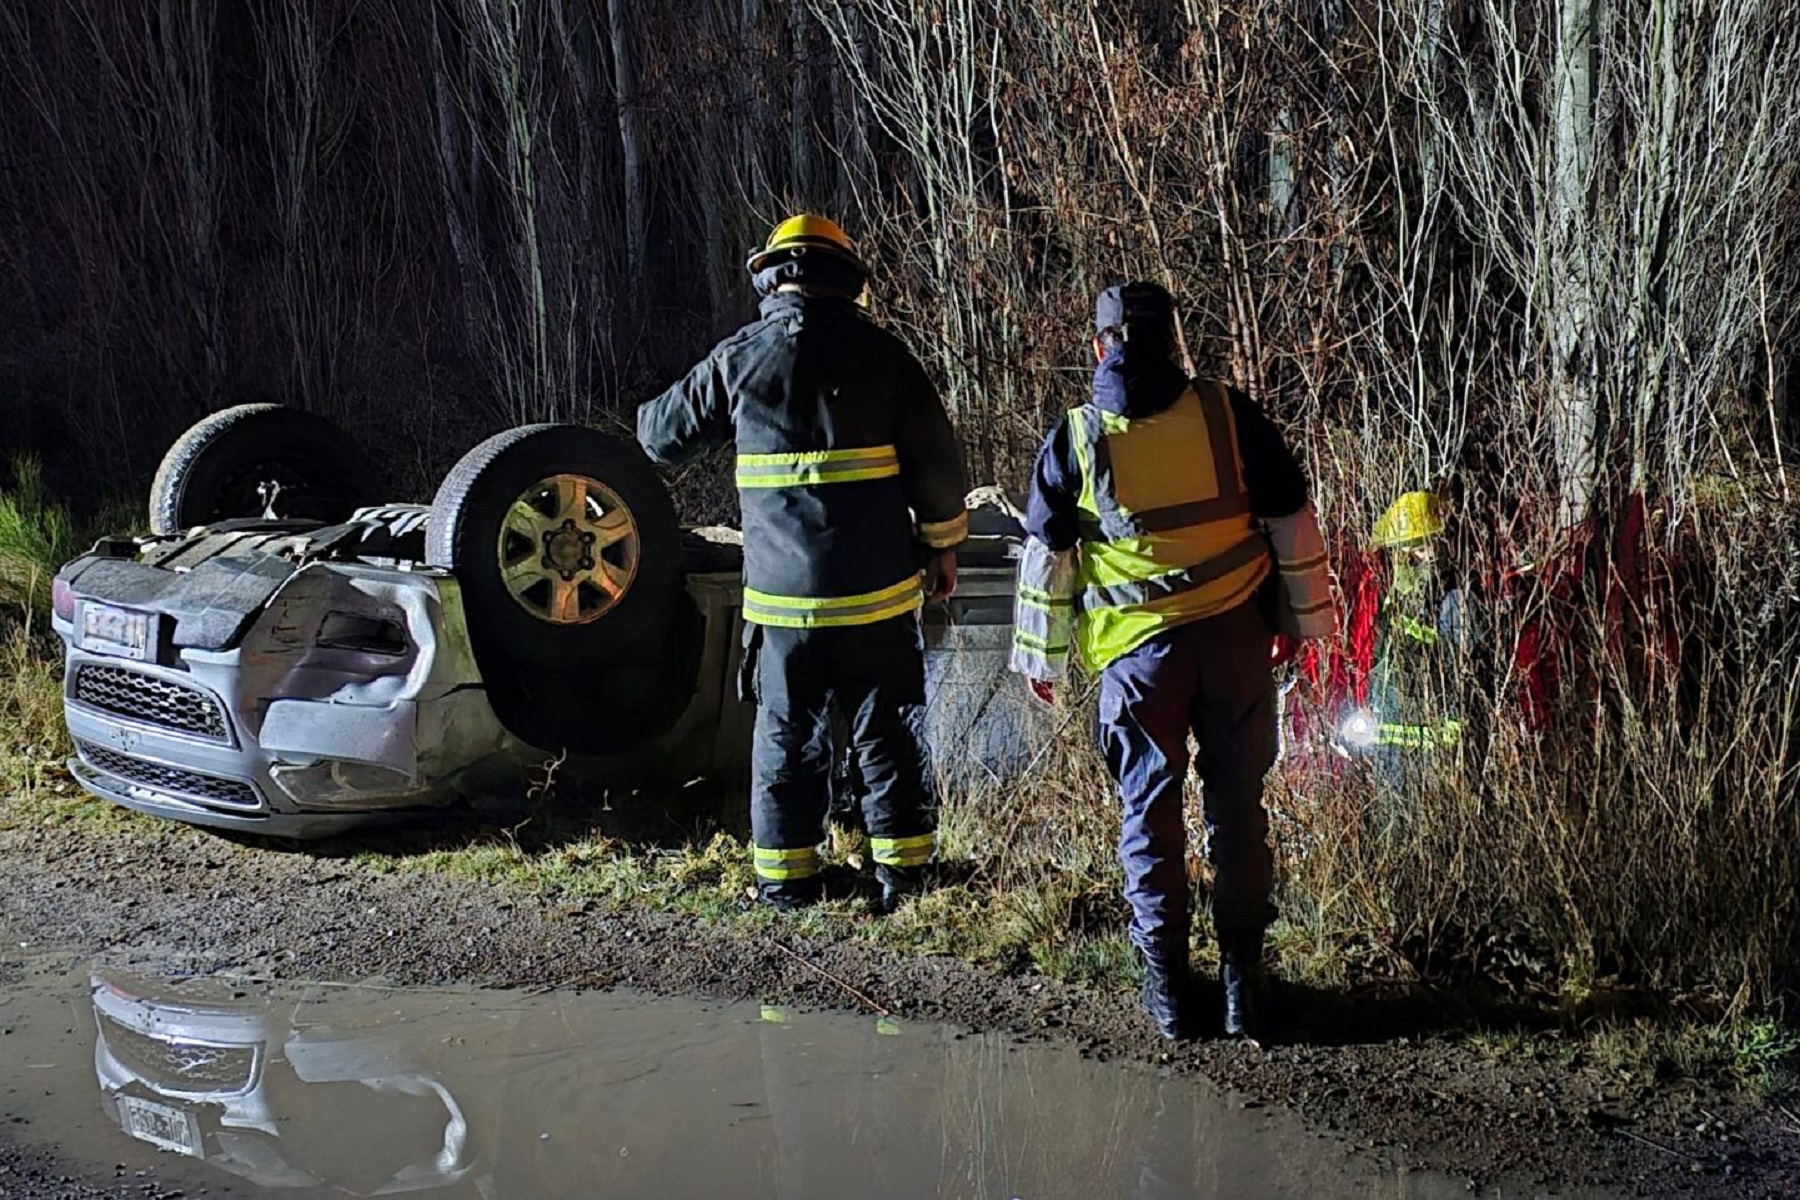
[637,292,968,628]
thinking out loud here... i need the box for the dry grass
[0,622,126,831]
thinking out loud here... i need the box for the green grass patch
[1466,1012,1800,1099]
[1033,933,1138,989]
[0,457,77,622]
[0,621,94,829]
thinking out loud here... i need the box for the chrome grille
[98,1013,256,1093]
[77,742,262,811]
[73,665,229,742]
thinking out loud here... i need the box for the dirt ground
[1,808,1795,1200]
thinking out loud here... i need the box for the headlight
[316,612,409,656]
[1337,707,1380,749]
[270,760,420,807]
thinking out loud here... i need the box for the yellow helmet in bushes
[746,214,865,275]
[1372,491,1446,549]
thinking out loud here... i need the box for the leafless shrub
[2,0,1797,1003]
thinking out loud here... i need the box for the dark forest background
[3,0,1800,1002]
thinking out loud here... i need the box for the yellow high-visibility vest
[1069,383,1271,670]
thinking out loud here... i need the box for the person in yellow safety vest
[1353,490,1473,758]
[1012,281,1337,1042]
[637,214,969,914]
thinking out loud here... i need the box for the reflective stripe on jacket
[1069,383,1271,671]
[636,292,969,628]
[1375,717,1463,749]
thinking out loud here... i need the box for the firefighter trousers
[744,615,935,894]
[1098,602,1277,953]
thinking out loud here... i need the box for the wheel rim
[497,474,641,625]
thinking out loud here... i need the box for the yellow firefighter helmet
[1371,491,1446,550]
[746,213,865,275]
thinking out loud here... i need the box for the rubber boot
[1220,927,1266,1041]
[757,876,823,912]
[1137,941,1192,1041]
[874,864,925,916]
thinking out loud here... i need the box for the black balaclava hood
[753,253,868,301]
[1091,281,1188,418]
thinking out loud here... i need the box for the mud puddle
[0,955,1578,1200]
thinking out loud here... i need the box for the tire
[427,426,685,746]
[150,404,373,536]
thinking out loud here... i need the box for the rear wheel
[149,404,373,535]
[427,425,689,754]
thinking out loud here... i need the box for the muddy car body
[53,407,1030,838]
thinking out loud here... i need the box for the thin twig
[526,970,609,996]
[1613,1128,1705,1162]
[772,940,893,1017]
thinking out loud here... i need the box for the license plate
[78,601,154,661]
[118,1094,203,1156]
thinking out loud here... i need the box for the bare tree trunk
[549,0,609,399]
[430,5,483,348]
[830,1,872,225]
[742,0,772,203]
[790,0,815,203]
[703,0,739,334]
[608,0,647,325]
[254,1,355,414]
[150,0,226,402]
[1552,0,1600,526]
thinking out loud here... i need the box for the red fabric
[1294,542,1381,712]
[1284,541,1382,752]
[1280,493,1679,750]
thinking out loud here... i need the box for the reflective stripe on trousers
[752,844,821,881]
[1375,717,1463,749]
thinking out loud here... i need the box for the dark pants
[745,616,935,891]
[1099,602,1277,953]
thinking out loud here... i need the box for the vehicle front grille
[77,742,262,811]
[73,665,229,743]
[97,1013,257,1094]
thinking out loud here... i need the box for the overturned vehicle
[53,406,1027,838]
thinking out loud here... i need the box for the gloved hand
[924,550,958,602]
[1026,677,1056,707]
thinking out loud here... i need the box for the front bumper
[67,753,430,839]
[56,563,511,839]
[61,663,474,839]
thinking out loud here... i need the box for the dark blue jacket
[1027,347,1310,551]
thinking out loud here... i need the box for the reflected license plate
[78,601,154,661]
[118,1094,202,1156]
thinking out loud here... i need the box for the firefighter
[1363,490,1471,757]
[1014,282,1336,1041]
[636,214,968,914]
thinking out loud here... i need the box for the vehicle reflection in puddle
[0,965,1509,1198]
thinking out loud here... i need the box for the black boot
[874,864,925,915]
[1220,927,1266,1041]
[757,876,823,912]
[1137,942,1193,1041]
